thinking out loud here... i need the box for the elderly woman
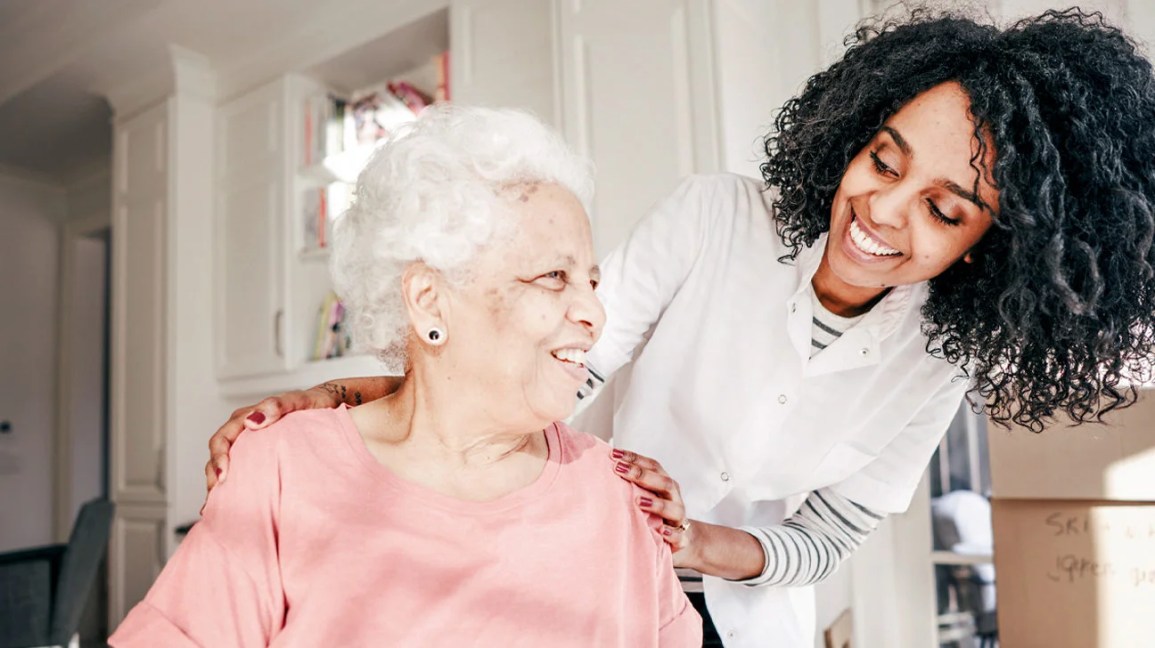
[109,106,701,647]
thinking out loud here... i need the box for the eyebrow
[878,126,992,213]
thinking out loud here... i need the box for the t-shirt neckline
[333,404,563,514]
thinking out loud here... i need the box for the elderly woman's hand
[204,385,341,493]
[611,449,696,557]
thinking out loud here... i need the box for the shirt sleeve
[735,488,886,588]
[828,368,971,513]
[573,175,717,417]
[109,432,285,647]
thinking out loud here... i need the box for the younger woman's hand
[610,448,695,554]
[204,385,340,493]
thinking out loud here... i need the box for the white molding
[170,45,217,103]
[105,71,172,123]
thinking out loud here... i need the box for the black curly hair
[762,7,1155,431]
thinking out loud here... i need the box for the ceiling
[0,0,446,183]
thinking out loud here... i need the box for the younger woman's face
[821,82,999,305]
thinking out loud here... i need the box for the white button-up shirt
[573,174,970,648]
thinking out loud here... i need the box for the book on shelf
[312,292,352,361]
[301,186,327,252]
[434,51,450,102]
[303,94,348,168]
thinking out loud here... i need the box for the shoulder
[552,422,668,540]
[228,408,348,471]
[668,173,770,215]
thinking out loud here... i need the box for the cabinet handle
[274,309,283,358]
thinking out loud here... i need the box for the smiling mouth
[849,213,901,257]
[550,348,587,367]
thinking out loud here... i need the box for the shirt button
[726,630,736,639]
[860,347,870,356]
[790,302,797,313]
[720,471,731,482]
[777,394,788,404]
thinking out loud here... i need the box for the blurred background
[1,1,1153,646]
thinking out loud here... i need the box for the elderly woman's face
[444,183,604,426]
[825,81,999,292]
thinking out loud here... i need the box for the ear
[401,262,448,340]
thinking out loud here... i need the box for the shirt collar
[790,233,924,342]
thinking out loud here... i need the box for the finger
[209,414,248,455]
[637,494,687,527]
[243,398,282,429]
[614,461,682,500]
[658,524,690,553]
[611,448,666,474]
[204,460,218,492]
[211,452,229,485]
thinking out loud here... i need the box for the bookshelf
[217,7,455,396]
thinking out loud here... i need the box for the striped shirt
[810,290,865,357]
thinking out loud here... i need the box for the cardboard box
[989,389,1155,646]
[989,388,1155,501]
[992,500,1155,648]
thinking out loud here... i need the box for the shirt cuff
[729,526,775,587]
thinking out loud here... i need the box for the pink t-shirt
[110,406,701,647]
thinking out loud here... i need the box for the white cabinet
[214,81,290,379]
[557,0,720,256]
[450,0,559,126]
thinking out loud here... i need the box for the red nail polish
[247,412,266,424]
[662,527,672,536]
[615,462,628,473]
[611,449,624,459]
[215,467,222,477]
[640,497,653,507]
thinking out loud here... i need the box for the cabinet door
[557,0,718,257]
[108,503,166,625]
[214,83,289,379]
[450,0,559,127]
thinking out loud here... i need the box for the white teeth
[551,348,586,365]
[850,218,900,256]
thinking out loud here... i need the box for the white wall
[62,169,113,532]
[0,173,65,551]
[65,235,108,522]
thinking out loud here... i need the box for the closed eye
[925,198,961,227]
[869,150,897,177]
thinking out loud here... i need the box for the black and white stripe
[576,364,606,401]
[810,291,865,357]
[738,488,885,587]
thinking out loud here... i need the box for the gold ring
[679,520,691,532]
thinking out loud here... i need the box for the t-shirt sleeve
[828,369,971,513]
[109,430,286,647]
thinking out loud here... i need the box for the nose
[569,282,606,341]
[867,181,917,230]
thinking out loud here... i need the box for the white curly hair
[330,105,595,373]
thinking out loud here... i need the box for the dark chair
[0,498,115,648]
